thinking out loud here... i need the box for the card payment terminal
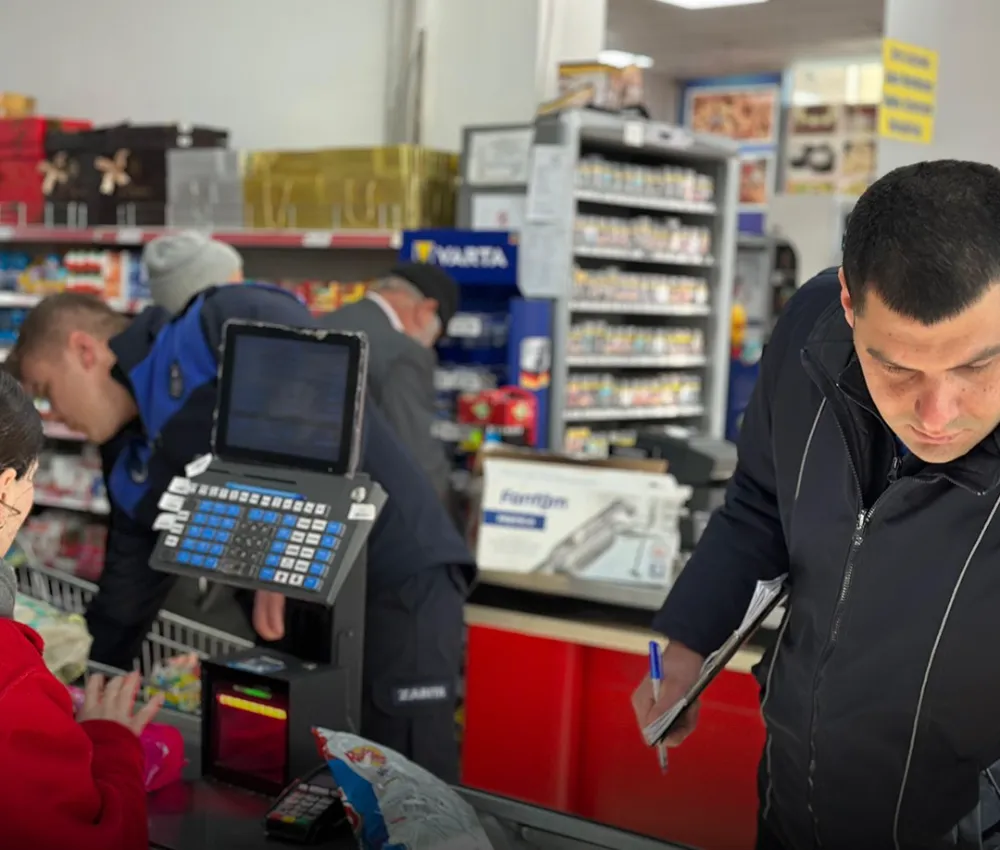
[148,321,386,606]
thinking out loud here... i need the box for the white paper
[471,194,526,231]
[185,453,213,477]
[467,128,534,186]
[157,492,186,512]
[526,146,573,223]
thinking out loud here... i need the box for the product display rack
[504,110,738,453]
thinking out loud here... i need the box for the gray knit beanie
[0,558,15,618]
[143,231,243,315]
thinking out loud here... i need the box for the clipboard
[642,576,788,747]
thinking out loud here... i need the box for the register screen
[223,335,350,468]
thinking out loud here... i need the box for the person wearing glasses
[0,370,163,849]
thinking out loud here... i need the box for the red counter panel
[462,622,766,850]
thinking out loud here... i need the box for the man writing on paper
[633,161,1000,849]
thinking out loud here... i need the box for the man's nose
[915,385,960,433]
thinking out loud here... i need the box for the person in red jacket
[0,369,164,849]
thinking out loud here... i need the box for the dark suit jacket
[319,297,452,501]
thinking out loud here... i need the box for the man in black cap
[319,263,458,502]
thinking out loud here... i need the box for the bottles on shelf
[574,215,713,260]
[572,266,710,309]
[575,157,715,205]
[568,322,705,359]
[566,372,702,412]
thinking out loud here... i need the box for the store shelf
[566,353,707,368]
[34,492,110,515]
[0,226,400,251]
[0,292,152,313]
[477,568,669,611]
[575,189,717,216]
[574,245,715,267]
[570,301,711,317]
[563,404,705,423]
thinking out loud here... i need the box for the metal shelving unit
[511,110,739,451]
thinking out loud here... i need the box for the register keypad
[160,488,344,592]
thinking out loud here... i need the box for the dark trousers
[755,817,787,850]
[246,565,466,784]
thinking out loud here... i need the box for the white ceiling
[606,0,885,80]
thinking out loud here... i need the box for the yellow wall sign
[880,39,938,144]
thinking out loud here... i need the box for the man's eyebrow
[866,344,1000,370]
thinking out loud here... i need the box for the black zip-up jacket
[654,270,1000,849]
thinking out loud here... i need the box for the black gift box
[43,123,229,226]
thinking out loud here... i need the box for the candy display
[566,372,702,412]
[576,156,715,205]
[564,426,639,457]
[313,728,493,850]
[568,321,705,358]
[575,214,713,259]
[33,445,107,511]
[146,653,202,714]
[572,266,710,307]
[0,248,149,307]
[19,510,106,581]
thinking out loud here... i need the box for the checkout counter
[141,321,691,850]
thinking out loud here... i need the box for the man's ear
[66,329,99,369]
[838,267,855,329]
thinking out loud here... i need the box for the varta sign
[400,229,518,285]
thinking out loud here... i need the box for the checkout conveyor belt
[150,711,690,850]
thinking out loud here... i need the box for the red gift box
[0,158,43,224]
[0,117,90,160]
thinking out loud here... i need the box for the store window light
[655,0,769,9]
[598,50,654,69]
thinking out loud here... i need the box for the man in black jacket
[634,160,1000,849]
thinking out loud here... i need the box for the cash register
[146,321,386,844]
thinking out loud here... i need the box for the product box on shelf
[474,451,690,587]
[243,145,458,230]
[0,93,35,119]
[167,148,247,228]
[44,123,229,227]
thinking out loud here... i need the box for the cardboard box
[167,148,247,228]
[0,93,36,119]
[476,453,690,587]
[538,63,645,116]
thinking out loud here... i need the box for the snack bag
[312,728,493,850]
[145,652,201,713]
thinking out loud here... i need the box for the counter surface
[148,711,689,850]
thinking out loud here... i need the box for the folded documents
[642,575,788,747]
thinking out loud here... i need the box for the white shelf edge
[569,301,711,316]
[574,246,715,266]
[563,404,705,423]
[566,354,708,369]
[34,492,110,515]
[575,189,717,216]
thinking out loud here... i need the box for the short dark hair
[5,292,129,380]
[0,370,43,479]
[843,160,1000,325]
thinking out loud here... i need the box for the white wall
[0,0,392,150]
[879,0,1000,171]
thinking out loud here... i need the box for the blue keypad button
[265,555,280,567]
[198,500,212,511]
[271,542,285,554]
[263,511,278,523]
[221,518,236,530]
[199,530,214,542]
[210,544,225,556]
[186,526,201,538]
[260,568,276,581]
[182,539,197,550]
[283,514,297,527]
[320,535,337,548]
[315,548,332,562]
[248,508,264,521]
[309,562,326,576]
[205,557,218,569]
[194,512,210,525]
[213,503,228,514]
[207,515,222,527]
[276,528,291,541]
[216,531,230,544]
[227,505,241,517]
[177,551,191,564]
[191,554,205,567]
[304,577,320,590]
[328,522,344,536]
[196,541,212,554]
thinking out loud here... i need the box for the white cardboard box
[476,457,691,587]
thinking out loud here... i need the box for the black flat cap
[391,262,460,329]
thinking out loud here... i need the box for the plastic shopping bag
[313,728,493,850]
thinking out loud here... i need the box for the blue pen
[648,640,668,773]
